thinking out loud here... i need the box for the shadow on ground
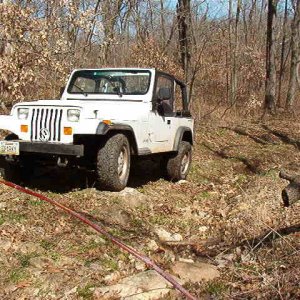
[21,158,165,193]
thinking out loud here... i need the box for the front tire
[166,141,192,181]
[0,157,35,185]
[0,161,21,184]
[96,134,131,191]
[0,134,27,184]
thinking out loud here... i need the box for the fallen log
[279,170,300,207]
[262,125,300,149]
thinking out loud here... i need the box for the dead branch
[240,223,300,249]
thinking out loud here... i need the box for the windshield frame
[67,69,152,96]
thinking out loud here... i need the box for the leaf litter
[0,119,299,299]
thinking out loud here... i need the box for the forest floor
[0,118,299,299]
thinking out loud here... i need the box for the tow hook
[57,157,68,167]
[5,155,19,164]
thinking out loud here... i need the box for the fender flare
[95,123,138,154]
[173,127,193,151]
[96,122,134,135]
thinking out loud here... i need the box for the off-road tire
[166,141,192,181]
[0,134,21,184]
[0,158,34,185]
[96,134,131,191]
[0,161,21,184]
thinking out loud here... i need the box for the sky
[165,0,229,19]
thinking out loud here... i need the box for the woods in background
[0,0,299,119]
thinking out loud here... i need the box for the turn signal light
[102,120,112,125]
[20,125,28,133]
[64,127,73,135]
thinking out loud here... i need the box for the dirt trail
[0,120,299,299]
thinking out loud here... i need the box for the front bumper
[16,141,84,157]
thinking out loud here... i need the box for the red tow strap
[0,179,198,300]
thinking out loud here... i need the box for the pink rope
[0,179,198,300]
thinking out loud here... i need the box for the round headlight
[18,108,29,120]
[67,109,80,122]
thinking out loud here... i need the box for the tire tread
[96,134,130,191]
[166,141,191,181]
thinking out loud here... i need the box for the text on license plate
[0,141,20,155]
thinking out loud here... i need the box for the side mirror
[157,87,171,101]
[59,86,65,98]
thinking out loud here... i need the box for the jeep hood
[13,99,147,120]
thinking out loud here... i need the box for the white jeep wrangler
[0,68,194,191]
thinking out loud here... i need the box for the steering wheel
[101,76,126,93]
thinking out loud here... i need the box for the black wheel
[166,141,192,181]
[0,157,35,184]
[96,134,131,191]
[0,135,34,184]
[0,161,21,184]
[0,134,20,183]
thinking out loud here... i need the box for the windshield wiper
[73,84,88,96]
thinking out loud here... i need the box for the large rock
[154,227,183,243]
[146,240,159,251]
[94,270,181,300]
[117,188,147,208]
[171,261,220,283]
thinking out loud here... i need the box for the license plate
[0,141,20,155]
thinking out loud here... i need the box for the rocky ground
[0,118,299,299]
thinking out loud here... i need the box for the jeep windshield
[67,70,151,96]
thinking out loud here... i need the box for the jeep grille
[31,108,63,142]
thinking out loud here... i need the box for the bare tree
[277,0,289,108]
[286,0,300,111]
[228,0,241,107]
[264,0,278,115]
[101,0,124,65]
[159,0,166,44]
[177,0,192,86]
[1,0,298,119]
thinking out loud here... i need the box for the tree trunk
[228,0,233,104]
[228,0,241,107]
[264,0,278,115]
[100,0,123,65]
[160,0,166,44]
[177,0,191,87]
[277,0,288,107]
[232,0,241,107]
[285,0,300,111]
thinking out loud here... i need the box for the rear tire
[166,141,192,181]
[96,134,131,191]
